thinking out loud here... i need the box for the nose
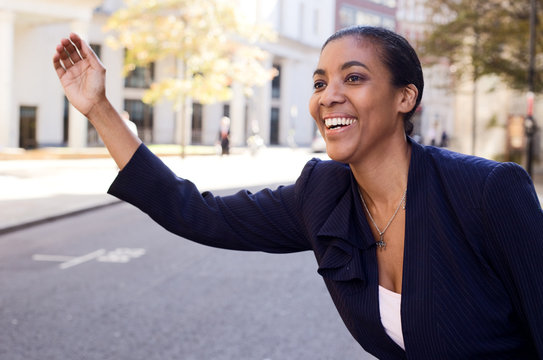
[319,81,345,107]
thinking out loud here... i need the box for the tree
[422,0,543,91]
[419,0,543,154]
[105,0,277,156]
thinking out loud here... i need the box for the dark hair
[322,26,423,135]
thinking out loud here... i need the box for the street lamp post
[525,0,538,177]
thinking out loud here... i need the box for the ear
[397,84,418,114]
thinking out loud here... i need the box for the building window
[223,104,230,118]
[124,99,154,143]
[272,65,281,99]
[356,11,381,27]
[87,120,101,146]
[191,102,203,144]
[339,5,396,30]
[368,0,397,7]
[90,44,101,59]
[63,96,69,145]
[244,104,250,141]
[339,6,356,27]
[270,107,280,145]
[19,106,38,149]
[124,50,154,88]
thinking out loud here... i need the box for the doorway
[19,106,37,149]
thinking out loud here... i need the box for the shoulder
[295,158,353,202]
[412,141,522,209]
[298,158,351,185]
[482,161,540,211]
[424,144,500,179]
[424,145,531,189]
[420,144,505,192]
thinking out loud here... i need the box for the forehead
[317,35,384,72]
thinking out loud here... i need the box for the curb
[0,200,122,236]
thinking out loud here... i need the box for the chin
[325,148,353,164]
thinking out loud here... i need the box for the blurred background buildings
[0,0,541,169]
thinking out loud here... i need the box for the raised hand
[53,33,106,118]
[52,33,141,169]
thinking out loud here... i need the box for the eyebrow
[313,60,370,77]
[342,60,369,71]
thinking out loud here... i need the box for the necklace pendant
[376,235,386,250]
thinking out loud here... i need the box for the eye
[346,74,365,83]
[313,80,326,90]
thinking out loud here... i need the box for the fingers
[60,37,82,69]
[52,39,77,73]
[53,32,105,81]
[68,33,86,59]
[64,37,83,65]
[69,32,103,69]
[52,33,89,73]
[52,49,66,78]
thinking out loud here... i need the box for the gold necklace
[358,187,407,250]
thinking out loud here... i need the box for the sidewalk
[1,145,542,234]
[0,146,329,233]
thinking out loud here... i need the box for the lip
[323,118,357,139]
[322,113,357,121]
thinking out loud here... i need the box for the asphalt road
[0,187,375,360]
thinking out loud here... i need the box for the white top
[379,285,405,350]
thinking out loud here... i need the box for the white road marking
[32,254,75,262]
[32,248,146,269]
[98,248,146,263]
[59,249,106,270]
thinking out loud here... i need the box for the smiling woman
[53,27,543,359]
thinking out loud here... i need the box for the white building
[0,0,335,150]
[0,0,103,149]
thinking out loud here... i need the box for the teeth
[325,118,356,129]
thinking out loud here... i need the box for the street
[0,190,374,360]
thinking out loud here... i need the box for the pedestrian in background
[121,110,138,137]
[218,116,231,155]
[53,26,543,359]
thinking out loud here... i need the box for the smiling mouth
[325,117,357,130]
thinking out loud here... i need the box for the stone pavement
[0,146,329,233]
[1,145,542,234]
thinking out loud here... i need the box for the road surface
[0,188,374,360]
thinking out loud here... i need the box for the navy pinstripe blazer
[109,139,543,359]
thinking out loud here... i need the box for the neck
[350,136,411,207]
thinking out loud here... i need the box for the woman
[53,26,543,359]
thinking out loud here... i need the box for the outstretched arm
[53,33,141,169]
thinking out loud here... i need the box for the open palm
[53,33,106,117]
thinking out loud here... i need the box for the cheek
[309,95,319,121]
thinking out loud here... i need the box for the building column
[67,20,90,148]
[280,59,294,146]
[174,59,193,148]
[229,82,246,146]
[0,10,15,148]
[255,58,273,145]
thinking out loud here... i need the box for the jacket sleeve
[482,162,543,355]
[107,144,313,253]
